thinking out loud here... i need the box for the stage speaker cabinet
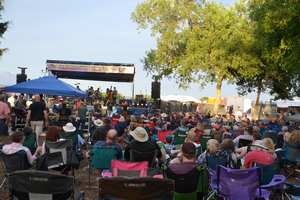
[16,74,27,84]
[151,81,161,99]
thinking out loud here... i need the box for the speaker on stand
[151,81,161,109]
[16,67,27,84]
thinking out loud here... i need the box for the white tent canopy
[276,99,300,108]
[161,95,201,103]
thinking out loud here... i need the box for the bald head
[34,95,40,102]
[106,129,117,143]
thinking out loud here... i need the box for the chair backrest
[166,164,208,195]
[0,150,31,173]
[45,139,73,167]
[91,146,118,170]
[238,138,252,148]
[98,177,174,200]
[217,166,261,200]
[166,164,209,200]
[173,129,187,145]
[130,149,158,168]
[256,163,278,185]
[206,154,228,171]
[158,130,173,142]
[111,160,148,177]
[285,143,300,162]
[8,170,74,200]
[60,132,78,149]
[200,135,212,151]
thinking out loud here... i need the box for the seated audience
[2,131,41,165]
[93,129,122,159]
[243,139,275,168]
[197,139,220,166]
[124,127,162,164]
[92,118,112,143]
[22,127,36,154]
[168,142,197,168]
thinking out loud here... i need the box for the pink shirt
[0,101,10,119]
[244,150,274,168]
[2,142,36,164]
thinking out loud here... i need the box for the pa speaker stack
[16,73,27,84]
[151,81,161,100]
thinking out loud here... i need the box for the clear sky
[0,0,269,100]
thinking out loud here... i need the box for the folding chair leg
[206,191,216,200]
[0,177,6,189]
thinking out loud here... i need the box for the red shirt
[244,150,274,168]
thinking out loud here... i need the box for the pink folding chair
[158,130,173,142]
[111,160,148,177]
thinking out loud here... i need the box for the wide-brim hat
[94,119,104,127]
[129,127,149,142]
[251,140,269,150]
[161,113,168,118]
[63,123,76,132]
[118,116,125,122]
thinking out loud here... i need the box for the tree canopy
[0,0,8,56]
[246,0,300,100]
[133,0,259,109]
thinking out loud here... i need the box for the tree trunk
[252,86,262,121]
[213,80,222,114]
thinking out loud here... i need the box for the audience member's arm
[44,110,48,128]
[26,110,31,126]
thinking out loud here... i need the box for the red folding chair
[158,130,173,142]
[111,160,148,177]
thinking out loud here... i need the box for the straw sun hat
[93,119,104,127]
[63,123,76,132]
[129,127,149,142]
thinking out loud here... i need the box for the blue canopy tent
[3,76,86,98]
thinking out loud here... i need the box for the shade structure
[3,76,86,98]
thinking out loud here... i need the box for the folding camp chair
[111,160,148,177]
[130,149,158,168]
[206,154,228,171]
[60,132,78,150]
[8,170,83,200]
[89,146,118,185]
[173,128,187,145]
[238,138,252,148]
[45,139,73,169]
[0,150,31,189]
[98,177,174,200]
[207,166,266,200]
[166,165,209,200]
[200,135,212,151]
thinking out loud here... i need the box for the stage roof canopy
[46,60,135,82]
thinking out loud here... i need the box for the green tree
[133,0,259,113]
[247,0,300,99]
[0,0,7,56]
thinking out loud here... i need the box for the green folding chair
[200,135,212,151]
[89,146,118,185]
[166,165,209,200]
[173,128,187,145]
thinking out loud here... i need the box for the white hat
[251,140,269,151]
[129,127,149,142]
[118,116,125,122]
[161,113,168,118]
[94,119,104,127]
[63,123,76,132]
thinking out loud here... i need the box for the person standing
[26,95,48,145]
[0,95,10,136]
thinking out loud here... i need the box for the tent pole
[132,81,135,100]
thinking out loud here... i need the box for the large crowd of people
[0,92,299,199]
